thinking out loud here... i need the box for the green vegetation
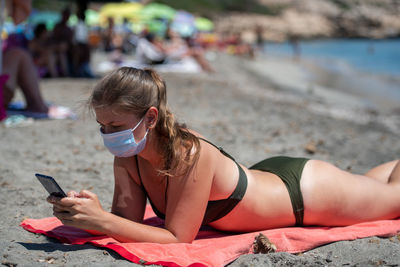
[32,0,71,12]
[32,0,286,17]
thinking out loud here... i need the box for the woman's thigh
[300,160,400,226]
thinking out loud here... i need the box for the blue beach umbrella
[171,10,196,37]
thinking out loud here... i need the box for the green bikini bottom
[249,156,309,226]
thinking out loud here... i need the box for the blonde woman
[49,67,400,243]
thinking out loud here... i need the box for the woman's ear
[146,107,158,129]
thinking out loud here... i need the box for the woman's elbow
[170,232,196,244]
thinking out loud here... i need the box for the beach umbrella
[67,9,99,27]
[195,17,214,32]
[85,9,100,26]
[174,10,195,24]
[139,3,176,21]
[171,10,196,37]
[99,2,143,24]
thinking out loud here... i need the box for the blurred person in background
[164,28,213,72]
[52,7,73,76]
[135,32,167,65]
[120,17,137,54]
[1,0,71,120]
[102,16,116,52]
[29,23,59,77]
[72,6,94,78]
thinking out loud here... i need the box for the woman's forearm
[98,212,181,243]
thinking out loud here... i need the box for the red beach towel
[20,205,400,267]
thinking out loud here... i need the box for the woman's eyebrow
[96,119,124,125]
[96,119,114,124]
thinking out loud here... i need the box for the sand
[1,51,400,266]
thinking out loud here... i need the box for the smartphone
[35,173,67,198]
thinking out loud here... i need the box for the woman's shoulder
[187,128,201,138]
[186,129,220,163]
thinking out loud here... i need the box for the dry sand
[1,51,400,266]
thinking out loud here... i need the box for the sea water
[263,38,400,111]
[264,38,400,76]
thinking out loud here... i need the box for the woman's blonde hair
[88,67,200,177]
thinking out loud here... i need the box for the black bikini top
[135,137,248,225]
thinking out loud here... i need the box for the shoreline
[241,52,400,134]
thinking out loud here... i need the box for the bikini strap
[197,137,236,162]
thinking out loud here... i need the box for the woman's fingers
[52,204,75,213]
[49,189,105,230]
[67,190,79,198]
[78,189,97,200]
[47,195,61,203]
[53,210,75,224]
[52,205,63,213]
[51,197,80,213]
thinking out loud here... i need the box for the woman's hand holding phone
[48,190,108,232]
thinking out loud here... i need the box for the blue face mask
[100,117,148,157]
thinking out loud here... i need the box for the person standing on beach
[48,67,400,243]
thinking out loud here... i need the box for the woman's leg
[300,160,400,226]
[364,160,399,183]
[388,160,400,183]
[2,47,48,112]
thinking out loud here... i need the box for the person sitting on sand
[1,0,72,120]
[135,33,167,65]
[48,67,400,243]
[29,23,59,77]
[164,29,214,72]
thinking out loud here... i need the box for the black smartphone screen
[35,173,67,198]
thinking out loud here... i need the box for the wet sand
[1,51,400,266]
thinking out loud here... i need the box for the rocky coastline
[212,0,400,42]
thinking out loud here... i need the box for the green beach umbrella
[68,15,77,27]
[195,17,214,32]
[139,3,176,21]
[145,19,167,35]
[85,9,100,26]
[67,10,98,27]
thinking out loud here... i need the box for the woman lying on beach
[48,67,400,243]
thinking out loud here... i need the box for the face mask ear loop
[131,117,145,133]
